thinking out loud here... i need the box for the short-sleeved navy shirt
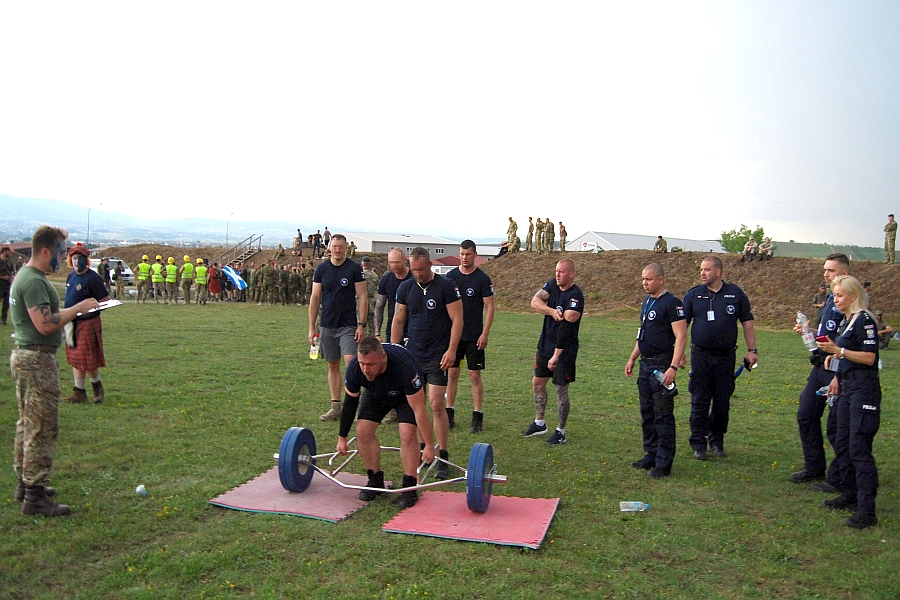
[395,274,461,362]
[377,270,413,340]
[537,280,584,363]
[313,258,365,328]
[682,282,753,350]
[835,311,879,373]
[638,291,685,358]
[810,294,842,358]
[344,343,424,399]
[445,267,493,342]
[65,269,108,321]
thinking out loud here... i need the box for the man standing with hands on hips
[682,256,756,460]
[625,263,687,478]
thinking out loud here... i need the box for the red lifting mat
[382,491,559,549]
[209,467,388,523]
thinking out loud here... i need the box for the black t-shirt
[377,270,413,340]
[313,259,365,328]
[835,311,879,372]
[395,274,461,361]
[682,282,753,350]
[446,267,493,342]
[537,280,584,363]
[637,291,685,358]
[344,343,424,399]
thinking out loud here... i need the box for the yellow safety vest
[137,262,151,280]
[195,265,208,285]
[151,263,164,283]
[181,262,194,281]
[165,264,178,283]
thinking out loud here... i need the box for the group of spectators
[292,227,336,260]
[502,217,568,254]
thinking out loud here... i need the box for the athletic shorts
[453,340,486,370]
[356,389,416,425]
[420,359,449,387]
[534,352,576,386]
[320,326,358,362]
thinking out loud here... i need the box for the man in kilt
[64,244,110,403]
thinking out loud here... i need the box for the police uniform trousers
[688,345,734,450]
[797,363,837,475]
[638,357,676,471]
[834,372,880,513]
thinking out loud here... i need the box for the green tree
[719,224,765,254]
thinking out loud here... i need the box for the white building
[565,231,725,253]
[340,232,459,257]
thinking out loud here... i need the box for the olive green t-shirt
[10,265,61,348]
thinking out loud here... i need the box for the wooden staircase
[212,234,263,266]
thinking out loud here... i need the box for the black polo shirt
[682,282,753,350]
[638,291,685,359]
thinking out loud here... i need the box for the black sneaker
[522,422,548,437]
[631,456,654,470]
[446,407,455,429]
[435,450,450,480]
[845,512,878,529]
[359,470,384,501]
[790,468,825,483]
[822,495,858,512]
[546,430,567,445]
[693,449,708,461]
[469,411,483,433]
[648,467,670,479]
[810,481,841,493]
[711,445,728,458]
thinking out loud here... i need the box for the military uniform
[511,235,521,252]
[151,261,165,303]
[884,218,897,263]
[165,262,179,304]
[507,218,518,246]
[303,262,314,303]
[0,251,16,324]
[534,219,544,253]
[363,266,378,336]
[114,263,125,301]
[259,264,275,305]
[525,219,534,252]
[195,263,208,305]
[136,260,151,303]
[544,220,555,253]
[653,237,668,253]
[180,260,195,304]
[559,224,567,252]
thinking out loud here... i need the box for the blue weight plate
[466,442,493,513]
[278,427,317,492]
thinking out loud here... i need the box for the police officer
[790,253,849,489]
[682,256,757,460]
[625,263,687,478]
[815,275,881,529]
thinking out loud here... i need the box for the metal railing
[212,234,263,266]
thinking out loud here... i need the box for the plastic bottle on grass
[620,501,650,512]
[797,312,817,352]
[309,334,320,360]
[652,369,675,391]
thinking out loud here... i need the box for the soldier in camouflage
[0,245,16,325]
[361,256,379,336]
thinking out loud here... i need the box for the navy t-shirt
[835,311,879,373]
[638,291,685,358]
[313,258,365,328]
[377,270,413,340]
[344,343,424,399]
[682,282,753,350]
[395,274,461,362]
[537,280,584,363]
[446,267,493,342]
[65,269,108,321]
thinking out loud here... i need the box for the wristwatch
[357,322,365,327]
[748,348,758,354]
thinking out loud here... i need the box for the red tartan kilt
[65,316,106,371]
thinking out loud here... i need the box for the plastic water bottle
[797,312,817,352]
[878,358,883,370]
[815,386,838,407]
[135,484,148,497]
[620,501,650,512]
[652,369,675,391]
[309,334,320,360]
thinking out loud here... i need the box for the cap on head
[876,310,884,315]
[361,256,372,264]
[68,242,90,258]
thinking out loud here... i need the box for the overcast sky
[2,1,898,246]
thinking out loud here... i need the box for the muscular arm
[531,288,562,320]
[741,320,757,366]
[308,282,323,344]
[625,340,641,377]
[441,300,464,370]
[477,295,495,350]
[354,280,368,342]
[406,389,435,463]
[374,293,387,337]
[391,303,408,345]
[28,299,99,336]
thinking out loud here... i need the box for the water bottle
[309,335,320,360]
[620,501,650,512]
[652,369,675,391]
[135,484,148,497]
[797,312,817,352]
[815,386,838,407]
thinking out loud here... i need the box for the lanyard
[642,296,659,328]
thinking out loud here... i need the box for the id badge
[707,310,715,322]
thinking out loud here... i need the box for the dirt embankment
[481,250,900,328]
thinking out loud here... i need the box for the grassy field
[1,300,898,599]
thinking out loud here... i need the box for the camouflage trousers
[525,233,533,251]
[137,278,150,302]
[196,283,208,304]
[153,282,165,303]
[366,300,376,337]
[115,279,124,301]
[11,347,61,487]
[886,236,896,264]
[182,280,193,304]
[544,233,555,252]
[167,282,179,303]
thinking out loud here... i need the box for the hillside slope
[481,250,899,328]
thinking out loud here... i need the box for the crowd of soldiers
[504,217,568,254]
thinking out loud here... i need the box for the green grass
[1,302,898,599]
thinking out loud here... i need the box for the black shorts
[533,352,576,386]
[356,389,416,425]
[420,360,449,387]
[453,340,486,370]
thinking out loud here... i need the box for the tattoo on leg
[555,384,570,429]
[534,387,548,420]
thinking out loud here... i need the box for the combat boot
[470,411,483,433]
[14,479,55,503]
[65,387,88,403]
[319,401,342,422]
[446,406,455,429]
[91,380,105,403]
[22,485,70,517]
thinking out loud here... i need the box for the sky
[2,1,899,246]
